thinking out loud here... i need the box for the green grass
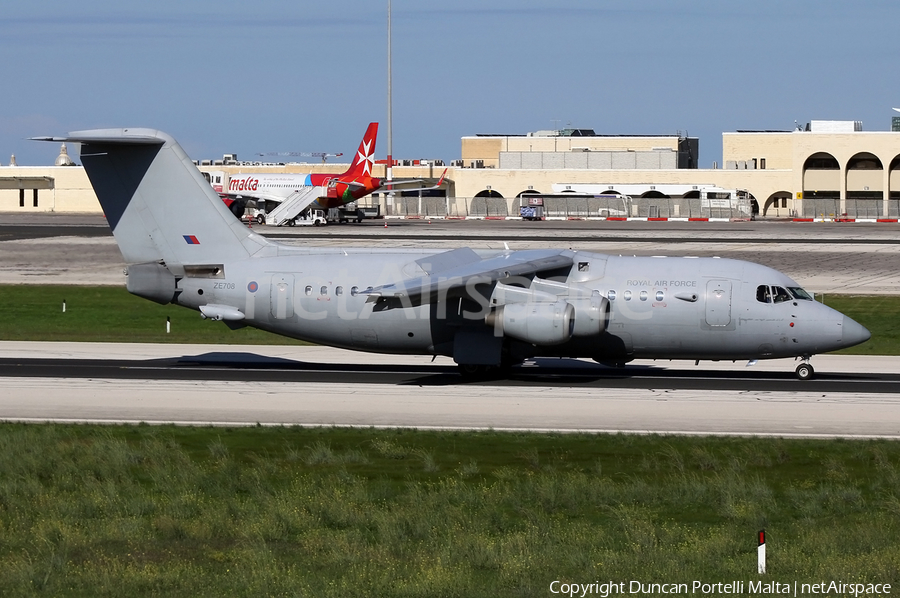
[0,424,898,596]
[0,285,308,345]
[822,295,900,355]
[0,285,898,353]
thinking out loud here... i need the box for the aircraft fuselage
[171,249,865,363]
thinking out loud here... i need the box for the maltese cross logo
[357,140,374,176]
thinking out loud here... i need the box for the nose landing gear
[795,358,815,381]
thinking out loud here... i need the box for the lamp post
[386,0,393,213]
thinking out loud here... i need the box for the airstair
[264,186,325,226]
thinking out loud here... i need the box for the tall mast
[386,0,393,195]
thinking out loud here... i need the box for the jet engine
[485,300,574,346]
[486,281,609,345]
[568,291,610,337]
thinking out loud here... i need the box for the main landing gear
[795,357,815,381]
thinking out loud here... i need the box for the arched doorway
[471,189,507,217]
[803,152,840,218]
[639,190,671,219]
[763,191,792,217]
[889,155,900,218]
[844,152,883,218]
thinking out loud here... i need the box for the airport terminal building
[3,119,900,220]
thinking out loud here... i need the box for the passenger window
[350,286,359,297]
[639,291,648,301]
[624,290,633,301]
[305,285,312,296]
[772,286,791,303]
[756,285,771,303]
[320,286,328,296]
[655,290,664,302]
[607,290,616,301]
[335,286,343,296]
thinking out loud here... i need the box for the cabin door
[705,280,732,327]
[270,274,294,319]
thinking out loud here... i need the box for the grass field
[2,286,899,595]
[0,285,308,345]
[1,424,898,597]
[1,285,898,354]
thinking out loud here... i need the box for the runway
[2,215,899,437]
[1,342,899,437]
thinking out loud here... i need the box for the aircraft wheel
[287,218,295,227]
[795,362,815,381]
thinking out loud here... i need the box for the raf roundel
[247,281,259,293]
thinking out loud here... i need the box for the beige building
[452,122,900,218]
[4,123,900,219]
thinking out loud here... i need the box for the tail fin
[44,128,272,270]
[341,122,378,178]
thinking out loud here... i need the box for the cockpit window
[772,286,792,303]
[756,285,771,303]
[788,287,813,301]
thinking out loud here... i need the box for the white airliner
[36,128,870,380]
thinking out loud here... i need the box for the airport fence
[359,196,752,219]
[800,198,900,219]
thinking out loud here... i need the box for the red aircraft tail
[342,122,378,178]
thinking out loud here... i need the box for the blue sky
[2,0,899,167]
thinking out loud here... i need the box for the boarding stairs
[265,186,325,226]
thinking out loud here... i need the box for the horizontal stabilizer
[31,130,166,145]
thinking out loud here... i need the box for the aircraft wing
[364,248,574,304]
[219,191,285,203]
[338,180,367,189]
[382,169,448,193]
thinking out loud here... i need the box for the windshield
[788,287,813,301]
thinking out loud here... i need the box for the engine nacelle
[126,262,177,305]
[568,291,610,337]
[485,300,574,346]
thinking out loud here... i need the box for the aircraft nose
[842,315,871,348]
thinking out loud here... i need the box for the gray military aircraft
[38,128,870,380]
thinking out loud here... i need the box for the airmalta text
[229,178,259,192]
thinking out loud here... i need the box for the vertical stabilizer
[341,122,378,178]
[50,128,272,271]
